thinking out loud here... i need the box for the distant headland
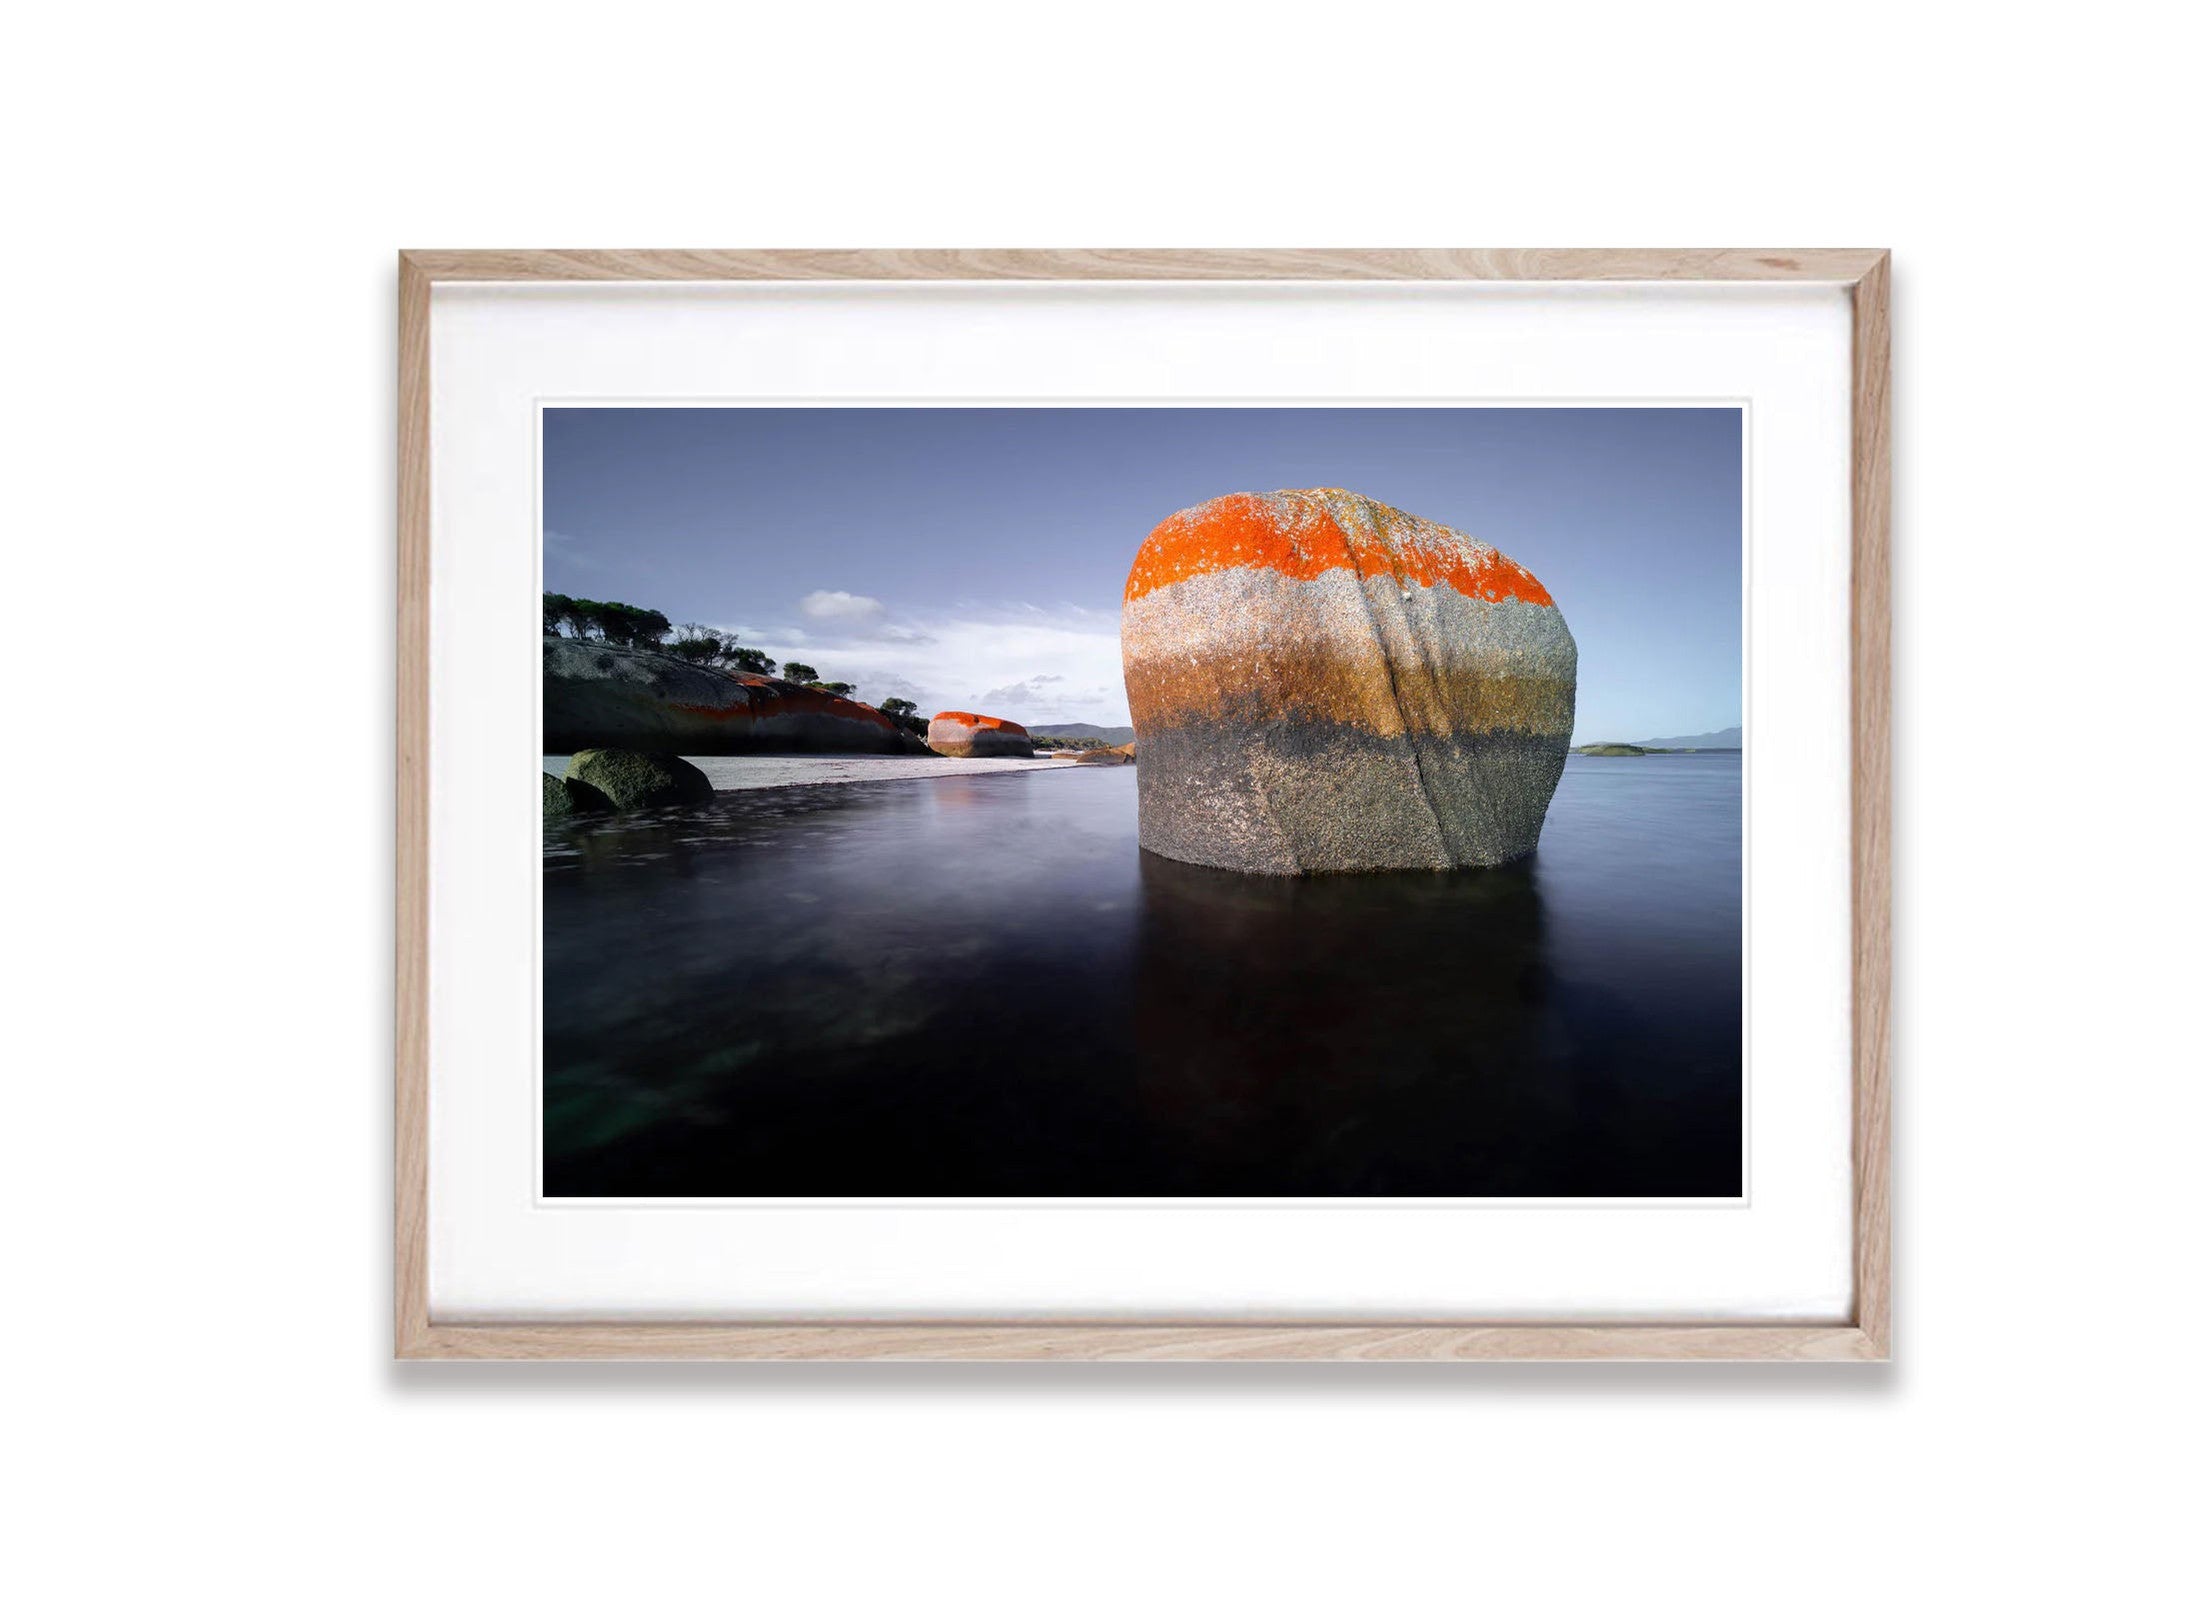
[1632,726,1742,749]
[1575,725,1742,755]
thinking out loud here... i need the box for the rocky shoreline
[544,636,929,757]
[544,750,1087,798]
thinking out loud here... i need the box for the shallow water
[545,750,1082,790]
[544,753,1741,1198]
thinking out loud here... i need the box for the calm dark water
[544,753,1741,1198]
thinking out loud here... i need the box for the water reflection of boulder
[1132,850,1573,1193]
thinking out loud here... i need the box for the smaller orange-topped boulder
[927,711,1034,758]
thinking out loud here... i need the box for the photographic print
[541,404,1743,1201]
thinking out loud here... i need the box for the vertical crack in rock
[1349,534,1466,867]
[1245,746,1304,875]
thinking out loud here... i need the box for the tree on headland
[541,593,671,650]
[776,667,859,698]
[594,602,672,649]
[543,593,781,679]
[724,645,777,676]
[878,697,928,738]
[553,597,599,639]
[662,622,785,677]
[550,597,669,647]
[667,622,732,666]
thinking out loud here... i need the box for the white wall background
[7,3,2191,1594]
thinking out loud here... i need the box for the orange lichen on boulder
[929,711,1030,735]
[1124,488,1555,607]
[927,710,1035,758]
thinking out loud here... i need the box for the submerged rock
[564,748,714,810]
[544,637,916,755]
[926,711,1034,758]
[1120,488,1576,874]
[542,771,613,819]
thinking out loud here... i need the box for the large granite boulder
[926,711,1034,758]
[545,637,919,755]
[1120,488,1576,873]
[564,748,714,810]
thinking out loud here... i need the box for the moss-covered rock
[543,771,614,818]
[565,748,715,810]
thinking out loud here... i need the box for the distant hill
[1632,725,1742,749]
[1028,722,1136,744]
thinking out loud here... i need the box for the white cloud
[799,589,887,625]
[727,601,1127,726]
[849,669,930,705]
[983,673,1066,699]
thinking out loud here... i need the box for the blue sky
[544,407,1741,740]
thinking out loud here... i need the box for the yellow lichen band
[1123,566,1578,742]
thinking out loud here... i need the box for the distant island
[1633,725,1742,750]
[1030,722,1136,745]
[1572,726,1743,755]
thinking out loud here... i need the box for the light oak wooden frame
[397,249,1891,1361]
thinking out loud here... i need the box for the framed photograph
[398,249,1889,1359]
